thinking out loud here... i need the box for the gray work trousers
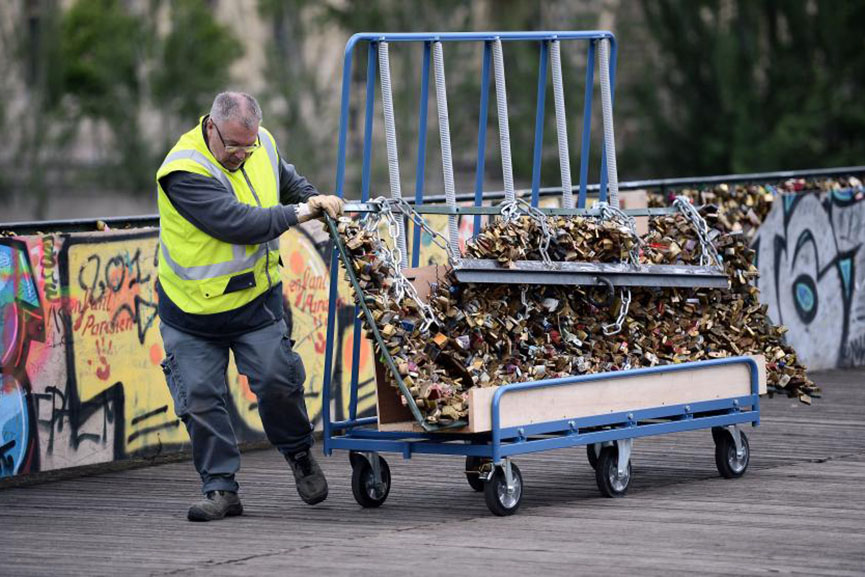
[160,320,314,494]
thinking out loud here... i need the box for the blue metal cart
[320,31,760,516]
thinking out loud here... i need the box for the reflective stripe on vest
[159,235,270,281]
[158,130,282,281]
[259,131,280,189]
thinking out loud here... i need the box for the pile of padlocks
[649,176,864,240]
[337,204,817,426]
[467,215,639,266]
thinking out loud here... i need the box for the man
[156,91,343,522]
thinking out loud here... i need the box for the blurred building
[1,0,644,222]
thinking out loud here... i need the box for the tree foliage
[3,0,864,213]
[632,0,865,177]
[59,0,141,119]
[151,0,244,123]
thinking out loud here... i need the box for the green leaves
[634,0,865,177]
[60,0,141,118]
[151,0,243,121]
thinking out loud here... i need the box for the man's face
[207,117,260,172]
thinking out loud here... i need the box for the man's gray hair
[210,92,263,130]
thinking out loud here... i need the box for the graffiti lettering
[40,236,60,302]
[843,333,865,365]
[3,225,373,480]
[81,314,135,337]
[77,247,152,306]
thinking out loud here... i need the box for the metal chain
[595,202,639,336]
[520,286,531,317]
[499,198,521,223]
[498,198,553,266]
[602,288,631,336]
[595,201,641,265]
[672,196,722,267]
[386,197,462,264]
[357,197,447,334]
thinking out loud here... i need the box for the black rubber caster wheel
[465,456,490,492]
[484,462,523,516]
[350,452,391,508]
[595,446,632,498]
[587,444,600,470]
[713,427,750,479]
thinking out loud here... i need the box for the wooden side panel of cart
[378,355,765,434]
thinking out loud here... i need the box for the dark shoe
[187,490,243,522]
[286,450,328,505]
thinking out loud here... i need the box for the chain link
[498,198,553,266]
[358,197,449,334]
[672,196,722,267]
[595,202,639,336]
[602,288,631,336]
[595,202,641,265]
[386,197,462,264]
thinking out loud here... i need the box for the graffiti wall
[2,188,863,479]
[0,224,382,479]
[753,189,865,370]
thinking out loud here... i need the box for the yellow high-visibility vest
[156,118,281,314]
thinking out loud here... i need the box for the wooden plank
[379,356,765,433]
[467,355,766,432]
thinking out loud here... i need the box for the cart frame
[319,31,761,514]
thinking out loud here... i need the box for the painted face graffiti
[754,191,863,369]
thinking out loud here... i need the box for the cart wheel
[586,444,600,470]
[465,456,490,492]
[595,446,632,498]
[714,428,750,479]
[350,453,391,508]
[484,462,523,516]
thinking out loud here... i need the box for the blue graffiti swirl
[792,274,818,324]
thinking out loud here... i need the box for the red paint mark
[343,333,371,372]
[290,250,304,276]
[149,343,163,366]
[94,337,113,381]
[314,330,326,355]
[238,374,256,402]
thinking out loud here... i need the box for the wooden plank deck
[2,369,863,576]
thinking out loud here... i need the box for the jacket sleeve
[278,149,320,205]
[160,171,299,245]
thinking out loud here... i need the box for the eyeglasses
[211,120,261,155]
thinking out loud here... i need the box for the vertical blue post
[578,40,595,208]
[473,41,492,237]
[348,41,378,422]
[530,40,549,207]
[334,38,358,199]
[360,44,378,205]
[325,35,361,454]
[412,42,431,268]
